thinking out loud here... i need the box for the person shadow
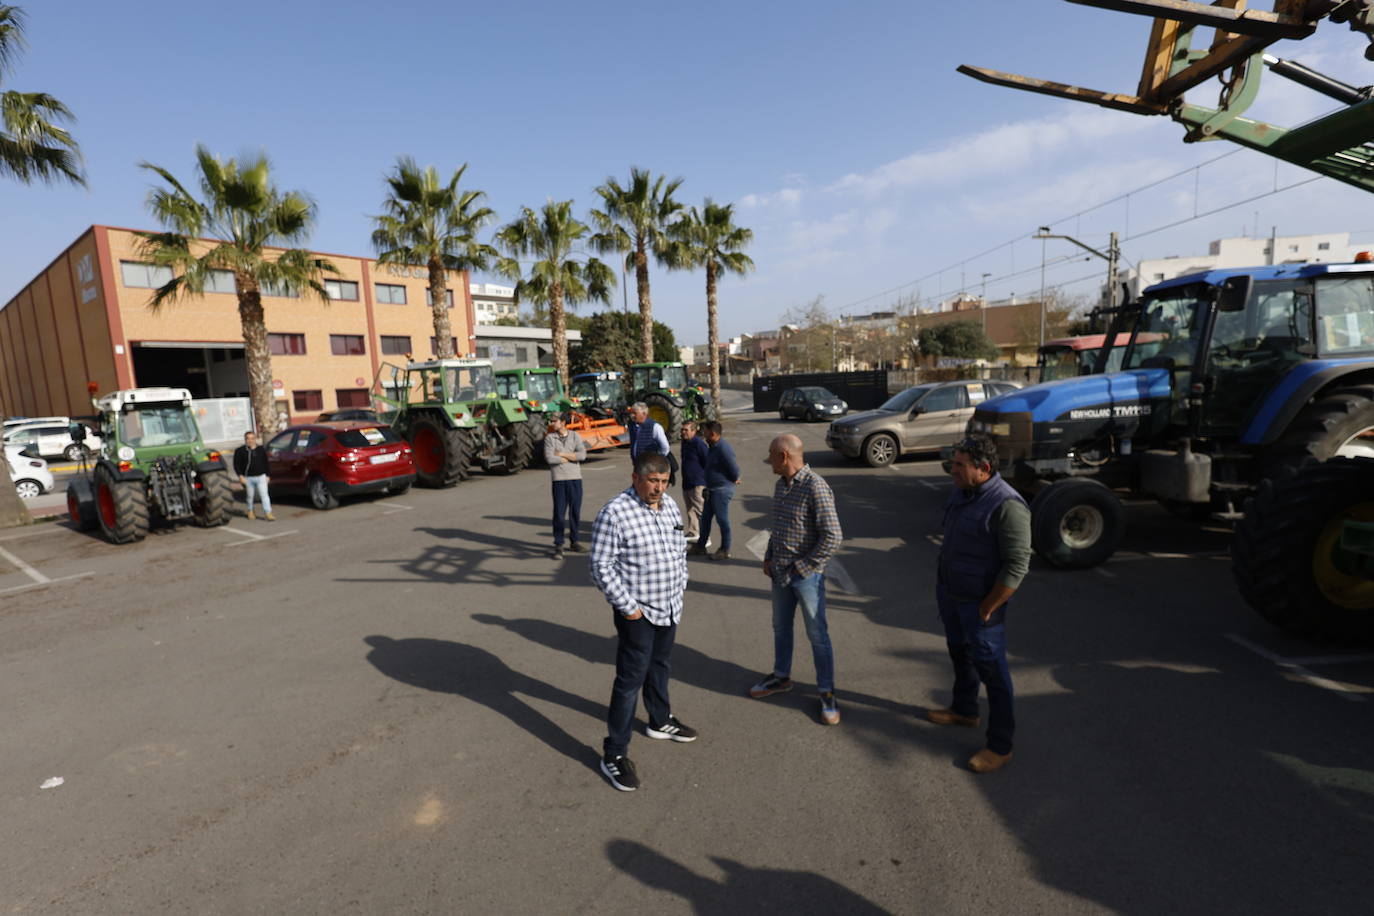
[361,635,602,771]
[607,839,891,914]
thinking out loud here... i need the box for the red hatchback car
[264,422,415,510]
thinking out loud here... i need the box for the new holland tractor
[375,358,536,487]
[66,387,233,543]
[969,262,1374,576]
[628,361,717,442]
[496,367,626,452]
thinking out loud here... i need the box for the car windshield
[879,385,936,412]
[525,374,562,401]
[119,405,198,447]
[335,427,403,448]
[800,387,836,400]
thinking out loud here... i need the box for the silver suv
[825,379,1020,467]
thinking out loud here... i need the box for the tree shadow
[362,635,601,770]
[606,839,891,914]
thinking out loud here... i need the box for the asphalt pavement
[2,391,1371,914]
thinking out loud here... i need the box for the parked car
[316,408,381,423]
[264,421,415,509]
[825,379,1022,467]
[6,445,54,498]
[4,415,69,430]
[2,420,102,461]
[778,386,848,421]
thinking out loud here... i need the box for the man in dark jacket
[930,434,1030,774]
[689,421,740,561]
[679,420,709,546]
[233,431,273,521]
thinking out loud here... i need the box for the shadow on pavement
[361,635,601,770]
[606,839,891,914]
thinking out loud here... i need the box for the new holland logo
[1067,404,1153,420]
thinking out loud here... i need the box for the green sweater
[991,499,1033,591]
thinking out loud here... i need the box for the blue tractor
[971,262,1374,634]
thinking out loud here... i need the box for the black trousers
[604,611,676,758]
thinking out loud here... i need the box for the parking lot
[2,404,1371,914]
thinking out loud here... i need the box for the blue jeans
[695,483,735,551]
[605,611,676,758]
[937,585,1015,755]
[770,572,835,694]
[551,479,583,546]
[243,474,271,514]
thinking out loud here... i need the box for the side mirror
[909,406,925,417]
[1216,275,1252,312]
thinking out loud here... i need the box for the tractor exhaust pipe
[1262,54,1370,105]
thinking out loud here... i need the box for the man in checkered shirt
[590,452,697,792]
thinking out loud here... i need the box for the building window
[330,334,366,356]
[380,335,411,355]
[516,347,529,362]
[376,283,407,304]
[476,346,490,358]
[261,279,300,298]
[205,269,237,294]
[120,261,174,289]
[293,390,323,411]
[1153,273,1165,281]
[1318,242,1331,251]
[1289,244,1299,253]
[425,288,456,308]
[336,388,370,408]
[268,333,307,355]
[324,279,359,301]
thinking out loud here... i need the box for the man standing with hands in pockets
[590,453,697,792]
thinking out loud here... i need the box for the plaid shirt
[764,465,842,584]
[590,487,689,625]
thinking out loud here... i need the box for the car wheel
[308,474,339,510]
[863,433,898,468]
[805,409,817,422]
[14,479,42,499]
[63,443,88,461]
[779,409,787,420]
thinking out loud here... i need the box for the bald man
[752,434,844,725]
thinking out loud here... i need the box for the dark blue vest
[628,418,663,460]
[939,472,1026,600]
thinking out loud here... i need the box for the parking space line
[1226,633,1368,703]
[219,526,298,544]
[0,544,50,583]
[1282,652,1374,667]
[1093,566,1118,578]
[0,572,94,596]
[381,503,414,516]
[0,526,66,543]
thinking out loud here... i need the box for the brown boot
[264,513,276,521]
[927,708,980,727]
[245,509,255,520]
[968,749,1013,773]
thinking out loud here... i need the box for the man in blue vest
[930,433,1031,774]
[627,402,670,462]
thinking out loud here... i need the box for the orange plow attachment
[568,411,626,451]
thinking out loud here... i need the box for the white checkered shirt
[590,487,689,625]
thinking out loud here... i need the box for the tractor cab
[1037,334,1130,382]
[631,362,690,395]
[95,387,210,464]
[569,371,627,414]
[628,362,717,441]
[496,367,572,413]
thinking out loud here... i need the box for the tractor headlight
[118,446,135,461]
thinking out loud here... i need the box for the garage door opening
[131,343,249,398]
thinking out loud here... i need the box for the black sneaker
[552,545,564,560]
[645,716,699,742]
[568,541,586,553]
[749,674,794,699]
[600,754,640,791]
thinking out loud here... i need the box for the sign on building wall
[194,397,254,442]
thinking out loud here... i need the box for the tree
[0,5,82,187]
[495,200,615,386]
[570,311,678,376]
[590,167,684,361]
[668,200,753,409]
[0,4,82,528]
[371,158,497,359]
[917,320,1000,362]
[139,146,338,436]
[780,297,835,372]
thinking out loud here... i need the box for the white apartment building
[470,282,518,323]
[1121,232,1358,299]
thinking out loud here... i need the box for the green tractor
[628,361,717,442]
[496,367,574,442]
[375,357,536,487]
[66,387,233,544]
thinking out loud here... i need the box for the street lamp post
[1033,226,1121,343]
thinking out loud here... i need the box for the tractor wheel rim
[97,481,117,528]
[1059,505,1105,549]
[413,427,442,475]
[648,406,670,429]
[1335,427,1374,460]
[1312,500,1374,610]
[872,439,894,462]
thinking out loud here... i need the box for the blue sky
[5,1,1374,345]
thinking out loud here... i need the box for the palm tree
[495,200,615,386]
[590,167,683,361]
[139,146,338,436]
[669,200,754,408]
[371,158,497,359]
[0,5,82,186]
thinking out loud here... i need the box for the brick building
[0,225,476,423]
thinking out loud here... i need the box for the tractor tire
[699,400,719,422]
[193,469,232,527]
[1030,477,1124,569]
[1265,385,1374,478]
[94,464,149,544]
[1232,458,1374,641]
[527,412,550,466]
[408,417,473,488]
[494,421,536,475]
[644,394,683,443]
[308,473,339,510]
[66,477,98,531]
[862,433,898,468]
